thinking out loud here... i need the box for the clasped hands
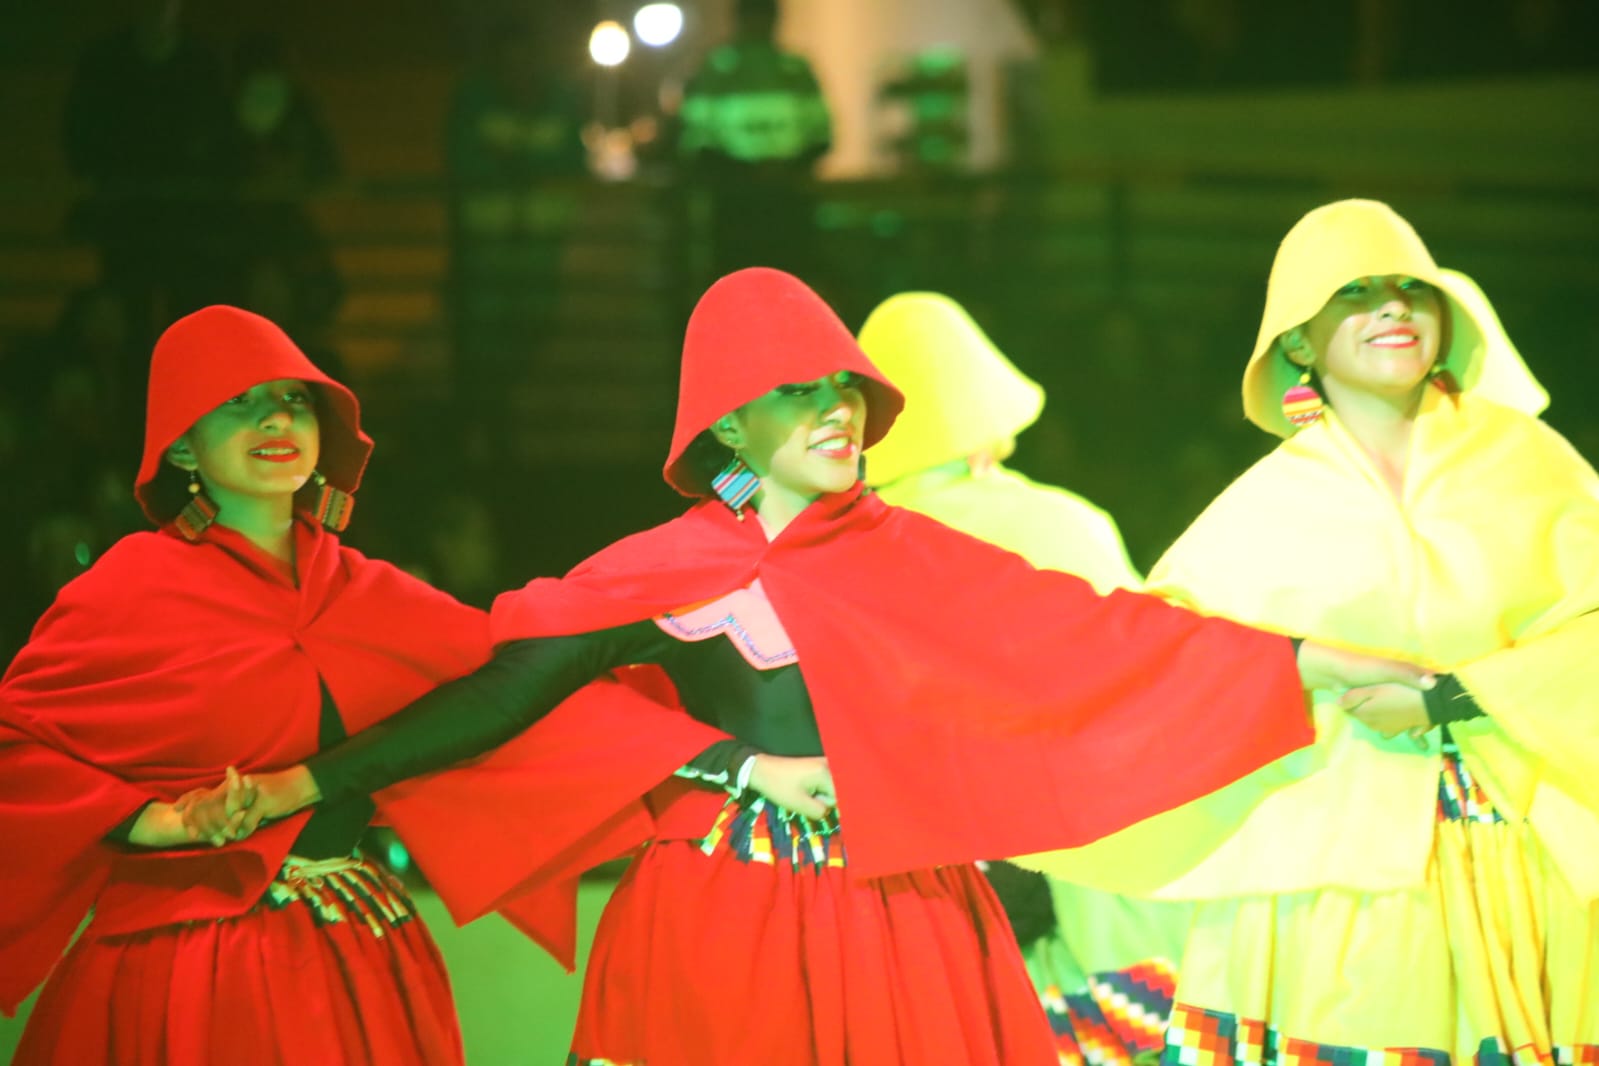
[1296,639,1436,748]
[140,765,317,849]
[153,641,1428,849]
[162,755,837,849]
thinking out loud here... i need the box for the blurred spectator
[227,30,346,336]
[240,254,349,385]
[62,0,240,330]
[877,48,971,173]
[678,0,832,280]
[0,303,146,662]
[444,14,588,416]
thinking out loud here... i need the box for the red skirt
[571,797,1060,1065]
[15,854,462,1066]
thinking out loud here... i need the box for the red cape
[477,486,1312,884]
[0,520,491,1013]
[0,517,728,1009]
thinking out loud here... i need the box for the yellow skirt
[1166,750,1598,1065]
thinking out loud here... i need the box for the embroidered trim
[656,579,799,670]
[672,752,759,798]
[262,853,414,937]
[1436,740,1506,825]
[1041,958,1177,1066]
[1160,1004,1593,1066]
[698,795,845,871]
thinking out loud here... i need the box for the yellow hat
[1243,199,1547,436]
[859,292,1045,487]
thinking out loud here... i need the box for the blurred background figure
[678,0,832,281]
[61,0,240,333]
[0,284,147,663]
[228,30,346,350]
[860,291,1189,1066]
[445,11,588,423]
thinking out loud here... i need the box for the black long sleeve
[307,624,660,804]
[1424,673,1485,726]
[107,679,372,856]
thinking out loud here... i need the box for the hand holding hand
[173,766,258,847]
[1338,683,1432,748]
[1297,641,1435,694]
[748,755,836,819]
[226,766,322,841]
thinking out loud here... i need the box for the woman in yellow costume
[1035,199,1598,1065]
[860,291,1191,1066]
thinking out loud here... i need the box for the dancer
[222,268,1428,1065]
[1032,200,1598,1064]
[3,306,491,1063]
[860,291,1190,1066]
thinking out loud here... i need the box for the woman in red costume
[230,269,1428,1065]
[0,306,496,1064]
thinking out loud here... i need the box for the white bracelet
[734,754,758,796]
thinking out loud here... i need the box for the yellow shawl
[1022,202,1597,902]
[1024,388,1599,902]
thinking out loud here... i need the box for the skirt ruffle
[570,796,1058,1065]
[1161,748,1598,1066]
[15,853,462,1066]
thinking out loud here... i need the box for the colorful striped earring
[1282,369,1324,429]
[174,471,218,540]
[711,454,760,518]
[307,470,355,532]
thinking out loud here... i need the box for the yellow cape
[861,291,1139,591]
[860,292,1045,489]
[1022,389,1599,902]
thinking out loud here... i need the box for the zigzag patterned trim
[1161,1004,1594,1066]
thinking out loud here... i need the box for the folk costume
[862,292,1190,1066]
[1027,201,1599,1065]
[294,268,1317,1066]
[0,306,493,1064]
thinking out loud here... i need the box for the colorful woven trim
[698,795,845,871]
[1160,1004,1599,1066]
[566,1057,638,1066]
[1043,958,1177,1066]
[263,853,414,938]
[1437,741,1506,825]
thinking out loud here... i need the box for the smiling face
[716,371,867,506]
[166,378,320,509]
[1296,275,1444,401]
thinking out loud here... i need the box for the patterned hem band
[1043,958,1176,1066]
[1162,1003,1593,1066]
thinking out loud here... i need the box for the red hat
[135,305,372,524]
[663,268,905,496]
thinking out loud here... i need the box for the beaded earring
[307,470,355,532]
[174,471,218,540]
[711,454,760,518]
[1281,369,1324,429]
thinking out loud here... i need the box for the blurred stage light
[634,3,684,47]
[590,20,631,66]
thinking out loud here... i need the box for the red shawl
[0,518,728,1010]
[0,521,492,1013]
[486,485,1311,880]
[370,270,1315,969]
